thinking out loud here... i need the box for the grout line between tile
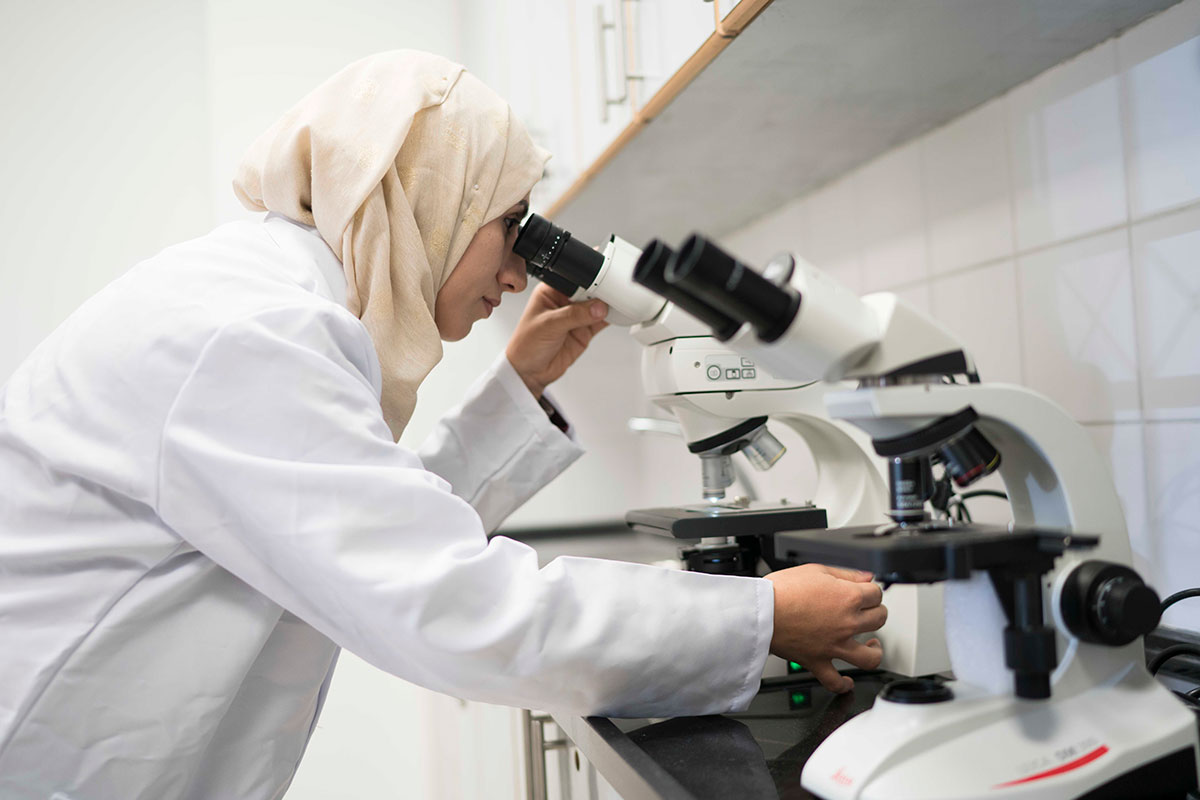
[1001,91,1028,387]
[1113,34,1160,572]
[871,196,1200,295]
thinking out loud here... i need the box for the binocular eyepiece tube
[666,236,802,344]
[631,240,742,340]
[634,233,803,344]
[512,214,605,297]
[512,214,803,344]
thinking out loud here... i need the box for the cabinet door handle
[595,1,645,122]
[523,710,567,800]
[594,3,618,123]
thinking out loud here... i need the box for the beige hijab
[233,50,549,440]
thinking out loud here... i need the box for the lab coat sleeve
[155,306,773,718]
[416,353,582,533]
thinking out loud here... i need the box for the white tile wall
[1017,230,1140,422]
[1007,42,1127,250]
[799,174,864,294]
[1118,0,1200,218]
[1083,423,1152,577]
[857,141,929,291]
[686,0,1200,632]
[1144,421,1200,631]
[929,261,1024,384]
[720,195,809,267]
[923,97,1015,275]
[1131,204,1200,420]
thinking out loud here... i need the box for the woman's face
[434,197,530,341]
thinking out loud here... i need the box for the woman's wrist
[505,349,545,399]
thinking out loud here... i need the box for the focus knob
[1096,576,1161,643]
[1061,561,1161,646]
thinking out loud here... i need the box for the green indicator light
[790,691,806,704]
[788,661,803,673]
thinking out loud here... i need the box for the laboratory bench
[548,634,1200,800]
[499,524,1200,800]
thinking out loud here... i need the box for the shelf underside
[552,0,1180,248]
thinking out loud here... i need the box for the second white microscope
[629,231,1200,799]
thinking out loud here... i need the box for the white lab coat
[0,215,773,800]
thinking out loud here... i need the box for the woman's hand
[764,564,888,693]
[506,283,609,398]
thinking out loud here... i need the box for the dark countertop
[552,672,896,800]
[500,525,685,569]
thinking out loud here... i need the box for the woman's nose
[501,250,528,293]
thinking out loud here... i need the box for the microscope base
[801,671,1199,799]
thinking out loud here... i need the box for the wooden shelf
[547,0,1180,248]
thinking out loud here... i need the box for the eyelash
[504,217,520,232]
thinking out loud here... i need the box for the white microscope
[624,232,1200,799]
[513,215,949,678]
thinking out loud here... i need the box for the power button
[706,365,722,380]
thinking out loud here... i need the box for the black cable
[1187,686,1200,702]
[1148,644,1200,675]
[958,489,1009,501]
[1161,587,1200,613]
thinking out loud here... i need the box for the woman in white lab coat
[0,51,885,800]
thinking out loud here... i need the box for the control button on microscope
[741,368,756,379]
[725,368,740,379]
[706,365,722,380]
[741,357,754,366]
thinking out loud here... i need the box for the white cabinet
[460,0,579,211]
[461,0,721,212]
[570,0,638,169]
[423,692,527,798]
[632,0,718,103]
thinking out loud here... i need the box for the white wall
[707,0,1200,632]
[0,1,211,379]
[203,0,463,225]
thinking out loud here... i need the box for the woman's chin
[436,321,470,342]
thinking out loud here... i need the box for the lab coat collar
[262,212,348,307]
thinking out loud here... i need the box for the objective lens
[632,240,741,340]
[666,235,801,343]
[937,427,1001,488]
[700,453,736,501]
[513,214,604,292]
[742,425,786,471]
[887,456,932,524]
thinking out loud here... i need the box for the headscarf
[233,50,550,440]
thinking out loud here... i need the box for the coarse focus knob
[1061,561,1161,646]
[1096,576,1161,643]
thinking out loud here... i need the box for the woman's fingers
[819,565,875,583]
[857,581,884,609]
[858,604,888,632]
[808,660,854,693]
[541,299,607,334]
[835,637,884,671]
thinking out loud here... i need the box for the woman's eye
[504,217,519,232]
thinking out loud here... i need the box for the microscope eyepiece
[632,240,741,340]
[666,235,802,343]
[513,214,604,293]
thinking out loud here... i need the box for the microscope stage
[625,502,828,540]
[774,522,1099,583]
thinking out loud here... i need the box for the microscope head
[513,213,664,327]
[632,233,976,386]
